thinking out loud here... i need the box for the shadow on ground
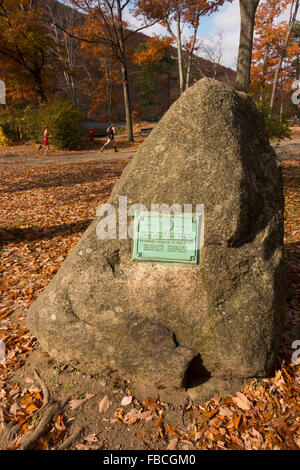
[0,219,93,247]
[1,163,126,194]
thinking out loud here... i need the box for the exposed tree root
[0,370,70,451]
[33,369,50,409]
[18,402,60,450]
[57,427,84,450]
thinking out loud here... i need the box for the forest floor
[0,131,299,451]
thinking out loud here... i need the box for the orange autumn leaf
[19,394,34,406]
[47,266,58,274]
[34,392,42,401]
[232,413,241,430]
[55,414,66,431]
[165,423,178,438]
[25,403,39,414]
[142,396,163,411]
[0,309,13,320]
[21,421,29,434]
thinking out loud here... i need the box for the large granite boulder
[26,78,285,393]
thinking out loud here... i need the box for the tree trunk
[166,10,184,95]
[117,0,133,142]
[185,25,198,91]
[104,58,113,122]
[259,46,269,109]
[121,63,134,142]
[280,101,283,121]
[270,0,299,112]
[34,69,46,103]
[176,10,184,95]
[235,0,260,93]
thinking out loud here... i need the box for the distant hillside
[41,0,236,122]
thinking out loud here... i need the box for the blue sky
[126,0,242,70]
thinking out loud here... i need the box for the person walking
[100,122,118,153]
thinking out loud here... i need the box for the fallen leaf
[121,395,133,406]
[54,414,66,432]
[123,408,141,424]
[69,393,95,410]
[9,402,20,416]
[165,423,178,438]
[166,437,178,450]
[19,394,33,406]
[218,407,233,417]
[232,392,251,411]
[139,411,152,420]
[26,403,39,414]
[232,413,241,430]
[25,377,34,384]
[99,395,110,414]
[84,433,98,442]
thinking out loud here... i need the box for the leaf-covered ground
[0,155,299,451]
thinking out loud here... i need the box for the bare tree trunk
[185,26,198,91]
[166,9,184,95]
[103,58,113,122]
[63,34,78,106]
[34,68,46,103]
[176,9,184,95]
[120,63,133,141]
[235,0,260,93]
[117,0,134,141]
[259,46,269,109]
[270,0,299,112]
[46,4,79,106]
[280,101,283,121]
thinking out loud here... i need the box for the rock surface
[26,78,285,393]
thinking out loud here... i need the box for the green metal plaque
[132,212,202,264]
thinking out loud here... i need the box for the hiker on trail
[43,126,50,156]
[100,123,118,153]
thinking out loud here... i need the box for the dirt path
[275,126,300,161]
[0,150,136,168]
[276,139,300,161]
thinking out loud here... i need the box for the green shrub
[260,104,292,142]
[23,101,82,149]
[0,110,22,146]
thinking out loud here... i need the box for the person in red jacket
[89,128,94,141]
[43,126,50,156]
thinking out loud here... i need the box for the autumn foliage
[251,0,299,111]
[0,0,65,104]
[133,36,174,67]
